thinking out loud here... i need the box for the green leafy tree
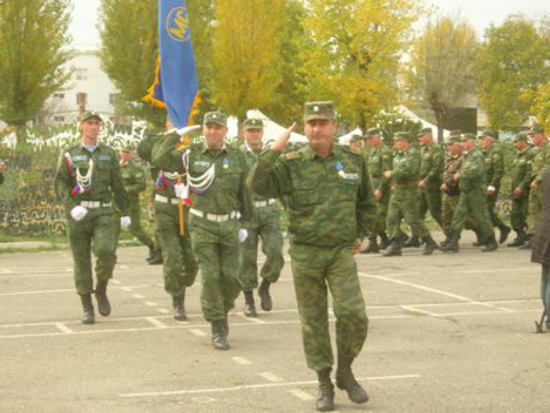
[477,15,550,130]
[407,16,478,142]
[300,0,421,130]
[211,0,286,119]
[0,0,72,145]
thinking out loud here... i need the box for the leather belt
[253,199,276,208]
[190,208,240,222]
[154,194,180,205]
[79,201,111,208]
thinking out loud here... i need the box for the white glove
[120,216,132,229]
[487,185,496,193]
[238,229,248,243]
[70,205,88,221]
[174,183,188,200]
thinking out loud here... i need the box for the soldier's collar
[245,142,263,153]
[304,144,336,160]
[202,141,227,154]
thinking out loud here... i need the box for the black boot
[316,368,335,412]
[403,235,421,248]
[379,232,390,249]
[507,231,526,247]
[382,239,402,257]
[472,229,485,247]
[498,225,511,244]
[148,248,163,265]
[79,293,95,325]
[95,280,111,317]
[422,235,438,255]
[440,234,452,248]
[519,235,533,250]
[482,234,498,252]
[243,290,257,317]
[441,236,460,253]
[173,291,187,321]
[361,237,379,254]
[336,356,369,404]
[258,279,272,311]
[146,246,155,262]
[211,319,230,350]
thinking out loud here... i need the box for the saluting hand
[374,189,382,200]
[271,122,297,152]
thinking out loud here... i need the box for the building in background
[38,46,119,125]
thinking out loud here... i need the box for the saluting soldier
[361,128,392,253]
[115,143,158,261]
[249,101,375,412]
[479,130,511,244]
[155,111,252,350]
[54,111,130,324]
[138,123,198,321]
[383,132,439,257]
[508,133,534,247]
[441,134,498,252]
[522,125,550,249]
[238,118,284,317]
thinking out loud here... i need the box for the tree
[407,16,478,142]
[0,0,72,145]
[300,0,421,131]
[477,15,550,131]
[211,0,286,119]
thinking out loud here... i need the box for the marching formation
[53,105,548,412]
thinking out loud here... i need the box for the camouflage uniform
[365,142,392,237]
[249,139,375,372]
[54,140,128,296]
[482,140,509,234]
[239,144,284,292]
[509,139,533,238]
[418,141,444,227]
[114,157,155,251]
[526,142,550,237]
[139,132,198,304]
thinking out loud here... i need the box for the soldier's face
[531,133,546,147]
[463,139,475,151]
[80,118,101,145]
[203,123,227,150]
[393,140,408,151]
[479,137,493,149]
[119,150,132,162]
[514,140,527,151]
[367,136,381,147]
[304,119,336,151]
[350,140,363,149]
[244,128,264,149]
[419,134,432,145]
[449,143,462,155]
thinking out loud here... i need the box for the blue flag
[144,0,199,128]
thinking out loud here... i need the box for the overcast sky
[69,0,549,46]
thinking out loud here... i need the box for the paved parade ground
[1,233,550,412]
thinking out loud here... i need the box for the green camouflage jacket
[392,147,421,185]
[510,147,533,196]
[482,143,505,188]
[442,154,462,196]
[366,144,393,192]
[248,144,376,247]
[531,143,550,185]
[458,149,486,192]
[420,143,444,184]
[241,144,274,203]
[54,143,129,214]
[120,159,147,197]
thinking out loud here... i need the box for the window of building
[76,92,87,106]
[75,68,88,80]
[53,93,65,99]
[109,93,119,105]
[54,116,65,123]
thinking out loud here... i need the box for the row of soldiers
[348,124,548,255]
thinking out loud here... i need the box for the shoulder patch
[283,151,301,161]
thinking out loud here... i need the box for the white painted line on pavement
[288,389,315,401]
[0,284,151,297]
[0,268,12,274]
[157,308,171,314]
[145,301,158,307]
[234,313,267,324]
[133,294,145,300]
[119,265,130,270]
[119,374,421,398]
[121,287,133,292]
[360,272,514,313]
[145,317,168,329]
[54,322,73,334]
[231,356,252,366]
[258,372,284,382]
[400,305,439,317]
[454,267,534,274]
[111,279,121,285]
[189,329,207,337]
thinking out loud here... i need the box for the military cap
[80,111,102,122]
[417,127,432,138]
[303,101,336,122]
[461,133,477,142]
[243,118,264,130]
[393,131,411,142]
[349,134,364,143]
[365,127,382,138]
[513,133,529,142]
[203,111,228,127]
[480,130,496,138]
[529,124,545,135]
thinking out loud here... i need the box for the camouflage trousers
[450,187,494,239]
[155,202,198,297]
[441,193,479,236]
[189,215,242,322]
[67,208,116,295]
[486,188,507,229]
[541,265,550,316]
[239,206,284,291]
[114,199,155,249]
[526,187,543,236]
[419,182,442,227]
[386,186,430,240]
[510,193,529,232]
[290,242,368,372]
